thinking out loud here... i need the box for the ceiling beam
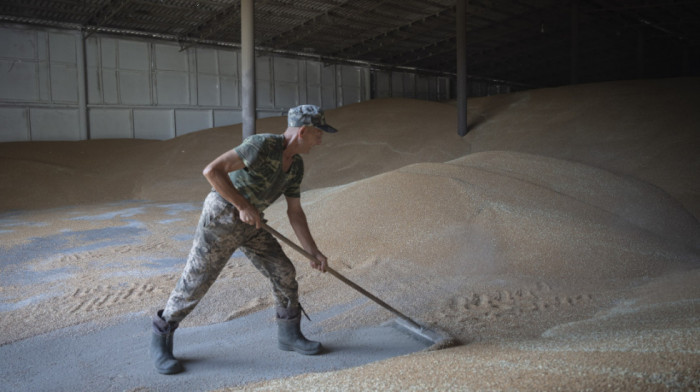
[177,2,242,50]
[83,0,132,34]
[259,0,392,49]
[331,7,455,59]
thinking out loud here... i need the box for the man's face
[301,126,323,153]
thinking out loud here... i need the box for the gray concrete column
[571,0,580,84]
[456,0,468,136]
[78,30,90,140]
[637,28,645,79]
[241,0,256,138]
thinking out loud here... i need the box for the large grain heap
[0,78,698,390]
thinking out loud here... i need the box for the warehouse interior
[1,1,699,391]
[1,0,699,141]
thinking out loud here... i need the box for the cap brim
[317,124,338,133]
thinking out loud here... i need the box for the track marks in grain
[442,282,593,321]
[64,283,169,314]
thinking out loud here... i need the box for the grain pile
[1,78,699,390]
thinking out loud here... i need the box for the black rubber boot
[150,310,184,375]
[276,304,323,355]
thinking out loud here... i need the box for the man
[150,105,337,375]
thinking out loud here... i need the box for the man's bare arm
[286,196,327,272]
[202,150,261,228]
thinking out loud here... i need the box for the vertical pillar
[78,30,90,140]
[637,28,645,79]
[456,0,468,136]
[571,0,580,84]
[241,0,256,138]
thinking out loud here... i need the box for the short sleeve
[233,135,265,171]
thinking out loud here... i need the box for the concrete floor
[0,203,431,391]
[0,300,429,391]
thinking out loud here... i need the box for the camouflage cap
[287,105,338,133]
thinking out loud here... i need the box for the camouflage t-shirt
[229,134,304,212]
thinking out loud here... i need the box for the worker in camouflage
[150,104,338,375]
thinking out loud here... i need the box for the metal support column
[456,0,468,137]
[241,0,256,138]
[78,30,90,140]
[571,0,580,84]
[637,28,645,79]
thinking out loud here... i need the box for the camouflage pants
[162,191,298,324]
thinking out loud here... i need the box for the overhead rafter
[177,2,242,51]
[331,7,455,59]
[259,0,393,50]
[83,0,132,35]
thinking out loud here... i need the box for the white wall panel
[102,69,119,104]
[86,65,101,104]
[321,65,336,109]
[257,110,282,119]
[36,31,48,60]
[0,28,36,59]
[50,64,78,103]
[214,110,242,127]
[438,77,450,100]
[198,74,220,106]
[85,38,98,67]
[429,78,438,101]
[416,75,430,100]
[391,72,404,97]
[403,73,416,98]
[221,76,239,107]
[0,25,449,142]
[0,61,37,101]
[89,109,131,139]
[38,61,51,102]
[175,110,211,136]
[304,61,322,106]
[275,84,298,108]
[273,57,299,108]
[187,49,197,105]
[218,51,237,76]
[256,79,273,108]
[375,71,391,98]
[306,86,322,106]
[119,70,150,105]
[101,38,117,68]
[85,38,101,104]
[307,62,320,83]
[256,56,273,108]
[118,40,148,70]
[156,71,189,105]
[155,44,188,71]
[197,48,219,106]
[340,65,361,105]
[0,108,29,142]
[274,57,298,82]
[197,48,218,74]
[30,108,80,140]
[134,109,174,140]
[49,32,76,63]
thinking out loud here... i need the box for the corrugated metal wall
[0,23,450,142]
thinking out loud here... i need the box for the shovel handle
[261,223,422,329]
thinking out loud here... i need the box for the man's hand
[238,203,262,229]
[309,251,327,273]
